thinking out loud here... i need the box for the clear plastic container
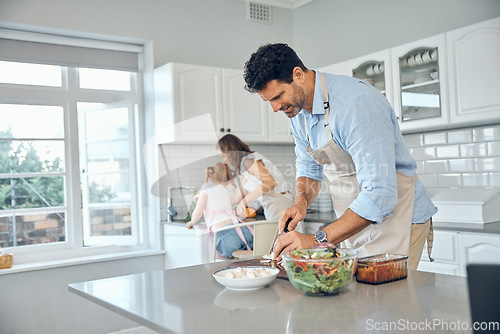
[356,253,408,285]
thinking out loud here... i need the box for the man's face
[258,79,306,119]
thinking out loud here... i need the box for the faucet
[166,186,197,222]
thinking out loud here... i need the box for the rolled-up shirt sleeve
[338,95,399,224]
[290,115,324,182]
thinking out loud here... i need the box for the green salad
[284,248,355,296]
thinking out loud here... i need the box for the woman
[217,134,293,222]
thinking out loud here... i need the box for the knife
[269,217,292,254]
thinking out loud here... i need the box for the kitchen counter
[69,260,472,334]
[304,211,500,235]
[432,220,500,235]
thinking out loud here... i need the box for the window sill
[0,249,165,276]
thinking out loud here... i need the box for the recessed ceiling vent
[247,2,272,23]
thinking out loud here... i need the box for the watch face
[315,230,327,243]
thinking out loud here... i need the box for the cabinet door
[267,104,294,143]
[447,17,500,126]
[391,34,449,133]
[458,232,500,276]
[418,230,460,276]
[317,62,350,76]
[347,49,394,108]
[221,69,268,143]
[155,63,222,143]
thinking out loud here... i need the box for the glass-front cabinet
[347,50,393,108]
[391,34,449,132]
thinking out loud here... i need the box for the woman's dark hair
[244,43,307,93]
[216,134,254,173]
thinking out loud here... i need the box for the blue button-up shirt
[290,72,437,224]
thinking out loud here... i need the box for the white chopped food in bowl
[221,267,272,279]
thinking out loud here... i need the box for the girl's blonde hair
[205,163,232,183]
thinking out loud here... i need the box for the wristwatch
[314,229,328,244]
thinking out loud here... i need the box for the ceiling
[240,0,315,9]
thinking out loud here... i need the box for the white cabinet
[317,62,350,76]
[221,68,269,143]
[418,230,460,276]
[391,33,449,133]
[417,230,500,277]
[267,104,294,143]
[163,223,212,269]
[457,232,500,276]
[347,49,394,108]
[154,63,221,144]
[446,16,500,126]
[154,63,292,144]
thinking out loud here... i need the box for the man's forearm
[294,177,321,209]
[323,208,372,244]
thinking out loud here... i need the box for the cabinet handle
[226,128,231,133]
[220,128,225,132]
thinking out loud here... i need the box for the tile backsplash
[404,123,500,198]
[157,143,297,221]
[157,123,500,220]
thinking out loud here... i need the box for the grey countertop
[432,220,500,234]
[163,211,500,235]
[69,260,472,334]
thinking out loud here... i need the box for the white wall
[293,0,500,68]
[1,0,498,70]
[0,0,294,69]
[0,255,164,334]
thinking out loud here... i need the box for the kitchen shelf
[401,79,440,90]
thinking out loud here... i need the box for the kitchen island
[69,260,472,334]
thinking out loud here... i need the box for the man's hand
[272,231,315,260]
[278,203,307,234]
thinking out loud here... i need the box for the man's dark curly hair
[244,43,307,93]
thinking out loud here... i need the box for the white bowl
[212,266,279,290]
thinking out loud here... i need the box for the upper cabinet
[154,63,293,144]
[317,62,350,76]
[221,68,268,142]
[391,34,449,133]
[154,63,221,144]
[317,16,500,134]
[446,16,500,126]
[347,49,394,108]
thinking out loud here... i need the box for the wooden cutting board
[227,258,288,280]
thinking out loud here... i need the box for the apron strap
[318,71,333,142]
[303,71,333,143]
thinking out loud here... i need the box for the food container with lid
[356,253,408,285]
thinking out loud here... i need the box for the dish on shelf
[413,68,434,84]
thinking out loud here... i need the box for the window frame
[0,27,159,266]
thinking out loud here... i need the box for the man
[243,43,436,269]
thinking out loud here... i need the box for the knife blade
[269,217,292,254]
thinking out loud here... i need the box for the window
[0,31,152,264]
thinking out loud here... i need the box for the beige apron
[306,72,415,257]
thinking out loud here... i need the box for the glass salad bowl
[282,247,358,296]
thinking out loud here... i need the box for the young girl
[186,163,254,258]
